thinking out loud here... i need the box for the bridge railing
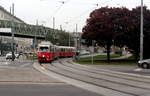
[0,20,53,38]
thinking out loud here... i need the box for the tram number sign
[0,28,11,33]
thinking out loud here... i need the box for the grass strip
[76,54,137,66]
[79,54,121,61]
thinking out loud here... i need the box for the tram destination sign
[0,28,11,33]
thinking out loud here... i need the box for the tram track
[41,62,149,95]
[64,59,150,83]
[44,63,137,96]
[56,61,150,94]
[56,61,150,90]
[37,58,150,96]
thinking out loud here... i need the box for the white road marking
[0,62,10,65]
[19,63,31,68]
[134,68,143,71]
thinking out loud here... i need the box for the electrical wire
[42,0,112,31]
[64,0,113,31]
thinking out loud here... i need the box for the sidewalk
[112,53,132,60]
[80,53,107,58]
[79,52,132,60]
[0,55,33,62]
[0,62,62,83]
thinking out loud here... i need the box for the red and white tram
[37,41,54,63]
[37,41,76,63]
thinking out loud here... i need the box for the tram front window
[39,47,49,52]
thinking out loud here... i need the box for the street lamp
[33,20,38,52]
[41,20,47,41]
[140,0,143,61]
[64,22,71,47]
[68,32,71,47]
[11,3,15,61]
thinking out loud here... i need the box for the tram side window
[50,46,53,52]
[39,47,49,52]
[62,48,64,52]
[50,46,52,52]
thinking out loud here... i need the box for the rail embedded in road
[34,59,150,96]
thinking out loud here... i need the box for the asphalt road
[0,83,100,96]
[0,57,100,96]
[1,56,150,96]
[90,65,150,76]
[37,59,150,96]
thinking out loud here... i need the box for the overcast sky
[0,0,149,32]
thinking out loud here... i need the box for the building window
[1,14,3,18]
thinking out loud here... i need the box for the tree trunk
[106,41,111,61]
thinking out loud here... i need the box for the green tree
[46,29,74,46]
[124,6,150,59]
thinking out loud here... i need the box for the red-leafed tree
[82,7,132,61]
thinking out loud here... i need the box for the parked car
[6,52,20,60]
[138,59,150,69]
[79,50,91,55]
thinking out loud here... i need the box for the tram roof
[58,46,75,49]
[38,41,53,46]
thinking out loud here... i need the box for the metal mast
[140,0,143,61]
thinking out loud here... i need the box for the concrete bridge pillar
[32,37,37,49]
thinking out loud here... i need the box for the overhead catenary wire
[66,5,98,23]
[52,0,71,16]
[49,1,65,20]
[62,0,113,31]
[61,4,99,31]
[44,0,71,28]
[68,0,112,21]
[65,1,111,33]
[42,0,113,31]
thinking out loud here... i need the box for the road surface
[0,57,100,96]
[35,58,150,96]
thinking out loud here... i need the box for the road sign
[0,28,11,33]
